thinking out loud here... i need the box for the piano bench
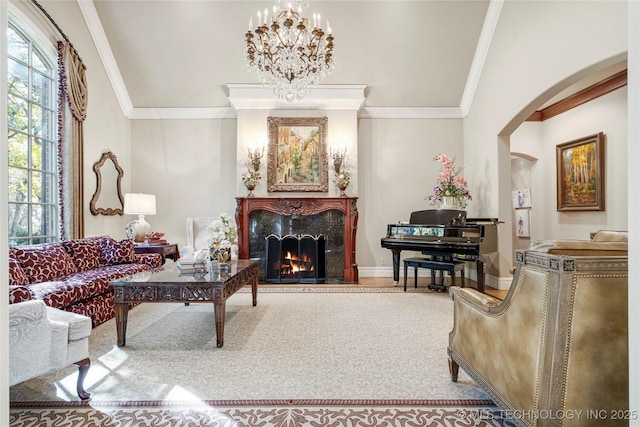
[403,258,465,292]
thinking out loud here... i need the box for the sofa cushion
[134,252,163,269]
[529,239,627,256]
[12,244,78,283]
[592,230,628,242]
[28,279,92,310]
[9,256,30,286]
[9,286,33,304]
[28,263,153,310]
[62,238,103,272]
[100,238,135,265]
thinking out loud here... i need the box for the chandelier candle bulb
[245,0,335,101]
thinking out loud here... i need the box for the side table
[134,243,180,265]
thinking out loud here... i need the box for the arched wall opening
[495,55,627,290]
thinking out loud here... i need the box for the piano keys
[380,209,499,292]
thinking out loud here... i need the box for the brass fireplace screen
[265,234,326,284]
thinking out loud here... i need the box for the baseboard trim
[486,275,513,291]
[358,266,393,277]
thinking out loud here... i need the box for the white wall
[628,1,639,420]
[130,119,237,248]
[510,123,543,246]
[467,0,634,413]
[2,0,132,422]
[464,0,627,277]
[235,109,359,198]
[9,0,135,239]
[357,118,464,274]
[1,0,8,421]
[511,87,628,242]
[541,88,628,238]
[129,112,464,268]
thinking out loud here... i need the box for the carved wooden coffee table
[109,259,258,348]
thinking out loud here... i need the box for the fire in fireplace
[266,234,326,283]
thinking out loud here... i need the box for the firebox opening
[266,234,326,284]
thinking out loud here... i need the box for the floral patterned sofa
[8,237,161,327]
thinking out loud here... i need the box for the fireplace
[236,197,358,283]
[266,234,326,283]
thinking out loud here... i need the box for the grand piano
[380,209,499,292]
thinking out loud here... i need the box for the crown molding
[128,107,236,120]
[359,107,463,119]
[227,84,366,110]
[79,0,501,120]
[129,105,464,120]
[77,0,133,118]
[459,0,503,117]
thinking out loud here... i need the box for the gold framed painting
[267,116,328,192]
[556,132,605,211]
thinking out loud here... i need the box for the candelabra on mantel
[330,144,350,196]
[330,145,346,174]
[242,144,265,197]
[247,144,264,172]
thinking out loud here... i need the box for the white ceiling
[85,0,491,111]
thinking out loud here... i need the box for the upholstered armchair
[185,216,238,260]
[10,299,92,399]
[448,233,628,427]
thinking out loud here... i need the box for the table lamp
[124,193,156,242]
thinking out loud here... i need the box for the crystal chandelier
[245,0,335,102]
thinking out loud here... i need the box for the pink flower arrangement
[427,154,472,208]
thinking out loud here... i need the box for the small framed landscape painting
[267,116,329,192]
[556,132,605,211]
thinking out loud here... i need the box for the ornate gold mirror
[90,151,125,216]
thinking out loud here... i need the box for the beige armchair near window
[185,216,238,260]
[448,233,628,427]
[10,300,92,399]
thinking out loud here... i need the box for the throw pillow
[100,238,135,265]
[8,257,30,285]
[11,244,78,283]
[62,238,102,271]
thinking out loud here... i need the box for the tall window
[7,21,58,247]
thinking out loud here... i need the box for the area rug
[10,288,516,426]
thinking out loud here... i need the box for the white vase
[440,196,458,210]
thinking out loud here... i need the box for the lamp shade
[124,193,156,215]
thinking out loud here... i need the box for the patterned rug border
[239,286,435,293]
[11,398,495,409]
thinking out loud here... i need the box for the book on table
[146,238,168,245]
[177,260,207,273]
